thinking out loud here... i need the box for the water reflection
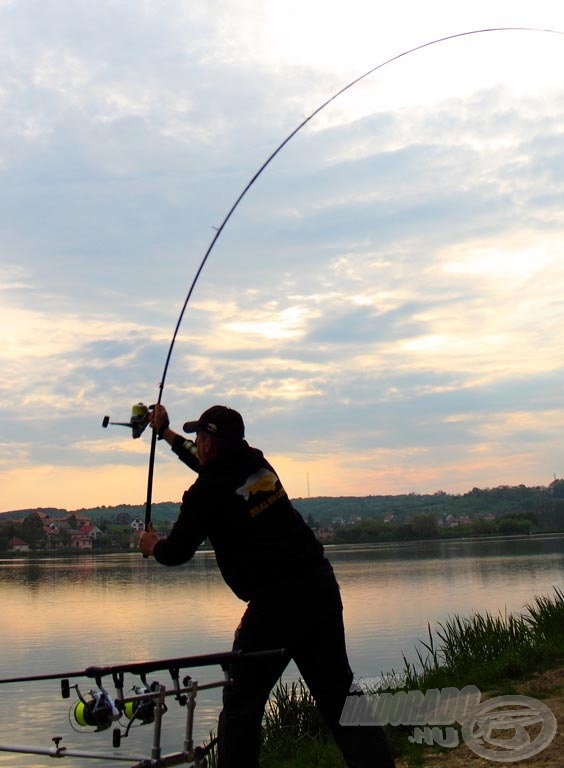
[0,536,563,767]
[324,535,564,677]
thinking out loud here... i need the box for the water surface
[1,534,562,766]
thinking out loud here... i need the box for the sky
[1,0,564,513]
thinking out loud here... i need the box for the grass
[203,680,345,768]
[401,586,564,693]
[204,587,564,767]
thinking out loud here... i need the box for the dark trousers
[217,570,395,767]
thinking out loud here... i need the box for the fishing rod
[101,26,563,531]
[0,648,286,686]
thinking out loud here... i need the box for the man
[140,404,395,768]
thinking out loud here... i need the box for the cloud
[1,2,564,510]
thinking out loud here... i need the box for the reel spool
[72,690,120,732]
[123,685,157,725]
[101,402,151,439]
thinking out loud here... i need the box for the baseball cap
[183,405,245,440]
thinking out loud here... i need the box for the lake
[0,534,563,766]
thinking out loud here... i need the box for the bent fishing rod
[102,26,563,532]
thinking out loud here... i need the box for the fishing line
[144,25,564,528]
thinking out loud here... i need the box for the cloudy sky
[1,0,564,513]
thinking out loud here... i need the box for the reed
[524,587,564,644]
[203,680,344,768]
[260,679,336,765]
[401,586,564,692]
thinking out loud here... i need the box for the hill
[1,479,563,528]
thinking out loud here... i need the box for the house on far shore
[9,537,30,552]
[40,517,103,550]
[71,523,103,550]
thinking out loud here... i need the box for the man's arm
[140,487,207,565]
[151,404,200,471]
[170,435,200,471]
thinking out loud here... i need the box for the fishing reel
[71,688,120,732]
[122,683,159,725]
[114,680,163,747]
[102,402,152,439]
[63,675,162,749]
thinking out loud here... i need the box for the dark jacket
[153,437,330,602]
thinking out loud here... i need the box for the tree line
[1,479,563,551]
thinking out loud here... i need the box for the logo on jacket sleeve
[236,469,279,501]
